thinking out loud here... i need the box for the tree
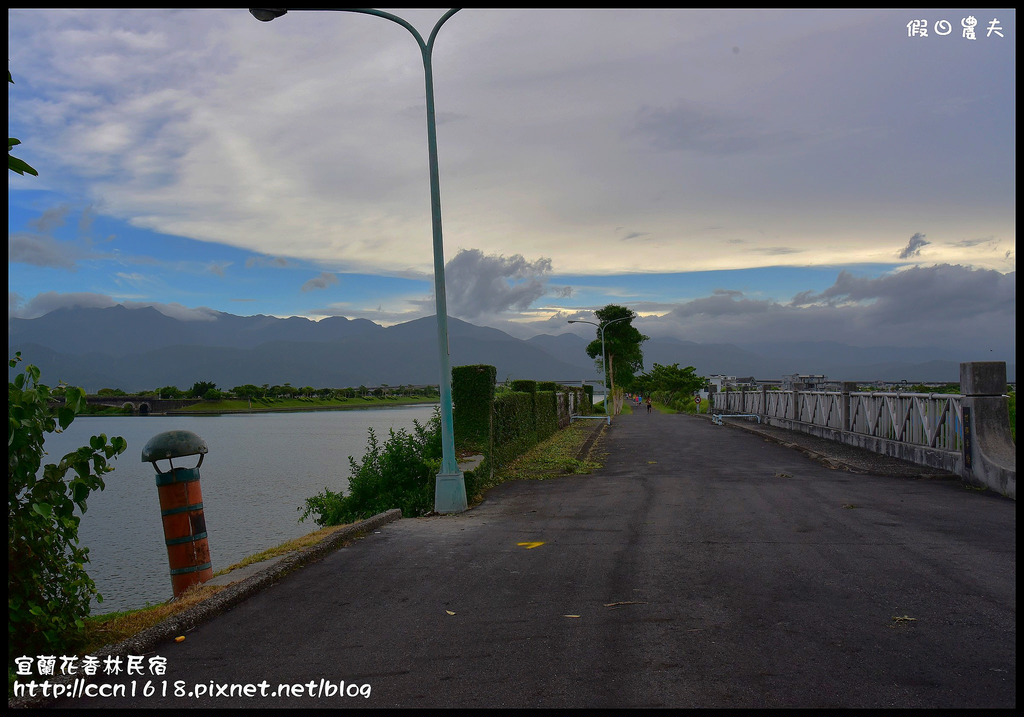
[634,363,705,396]
[188,380,217,398]
[157,385,184,399]
[9,354,126,661]
[584,305,648,414]
[9,72,39,177]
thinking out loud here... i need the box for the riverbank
[169,395,438,414]
[78,394,440,416]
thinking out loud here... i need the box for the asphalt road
[41,411,1015,709]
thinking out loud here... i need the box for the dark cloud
[898,232,930,259]
[29,205,71,233]
[300,272,339,292]
[8,233,80,269]
[445,249,556,319]
[245,255,290,268]
[10,205,99,269]
[645,265,1015,355]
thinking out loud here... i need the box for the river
[36,405,440,613]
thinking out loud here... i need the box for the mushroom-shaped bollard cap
[142,430,208,469]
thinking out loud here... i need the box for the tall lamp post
[250,8,467,513]
[568,315,631,423]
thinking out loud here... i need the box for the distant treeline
[86,381,439,401]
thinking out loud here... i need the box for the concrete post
[959,362,1015,500]
[841,382,858,432]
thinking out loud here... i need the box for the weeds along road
[47,411,1014,709]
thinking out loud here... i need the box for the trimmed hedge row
[452,364,496,453]
[453,366,593,473]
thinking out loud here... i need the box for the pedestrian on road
[646,396,652,414]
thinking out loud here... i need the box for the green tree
[157,385,184,399]
[188,381,217,398]
[584,305,648,414]
[634,363,705,396]
[9,354,126,663]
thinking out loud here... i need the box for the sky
[7,9,1016,359]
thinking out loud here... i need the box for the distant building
[782,373,831,390]
[707,375,736,391]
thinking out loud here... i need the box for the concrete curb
[9,508,402,709]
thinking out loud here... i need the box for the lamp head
[250,8,288,21]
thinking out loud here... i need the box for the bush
[8,353,127,664]
[300,410,443,525]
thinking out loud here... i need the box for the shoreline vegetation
[79,394,440,416]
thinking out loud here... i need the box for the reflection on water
[38,405,439,613]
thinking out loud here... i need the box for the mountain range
[7,305,1012,392]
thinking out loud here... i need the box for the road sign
[695,397,701,404]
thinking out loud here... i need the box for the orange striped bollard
[141,430,214,597]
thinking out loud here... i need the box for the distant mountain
[8,308,594,392]
[7,306,1013,392]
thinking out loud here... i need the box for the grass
[77,584,227,656]
[472,421,607,500]
[77,524,356,656]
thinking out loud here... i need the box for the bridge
[712,361,1015,500]
[84,396,204,415]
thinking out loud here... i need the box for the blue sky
[8,9,1016,357]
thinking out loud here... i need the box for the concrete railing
[712,362,1014,500]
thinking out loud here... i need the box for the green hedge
[452,364,496,453]
[453,367,593,480]
[492,390,536,466]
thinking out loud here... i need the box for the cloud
[8,233,81,269]
[29,205,71,233]
[9,291,222,321]
[301,272,339,292]
[444,249,558,319]
[898,232,930,259]
[9,205,103,269]
[642,265,1015,355]
[11,291,118,318]
[245,255,290,268]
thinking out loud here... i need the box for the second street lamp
[568,315,631,422]
[250,8,467,513]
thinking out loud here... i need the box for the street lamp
[568,315,631,423]
[250,8,467,513]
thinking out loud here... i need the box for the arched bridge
[84,396,204,415]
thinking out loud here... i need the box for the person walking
[646,396,652,414]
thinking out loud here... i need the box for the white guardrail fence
[712,389,963,452]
